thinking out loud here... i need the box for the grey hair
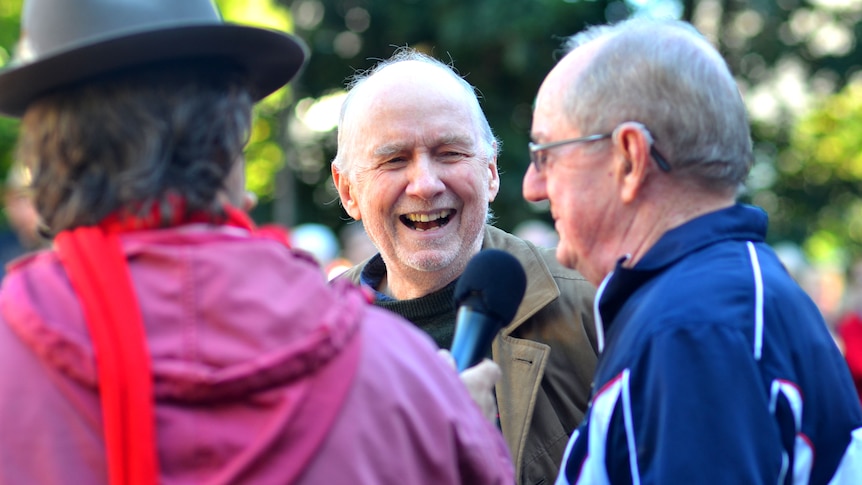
[560,18,753,191]
[332,47,499,176]
[16,59,253,233]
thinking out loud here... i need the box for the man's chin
[401,249,458,273]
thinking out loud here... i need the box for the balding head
[334,49,497,177]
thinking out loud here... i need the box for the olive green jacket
[340,225,598,485]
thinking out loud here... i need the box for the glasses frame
[529,125,672,173]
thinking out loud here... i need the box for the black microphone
[451,249,527,372]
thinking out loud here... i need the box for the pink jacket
[0,225,513,484]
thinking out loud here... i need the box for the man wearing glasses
[332,48,599,484]
[523,18,862,484]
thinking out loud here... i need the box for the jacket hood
[0,226,366,403]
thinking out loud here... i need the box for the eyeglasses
[528,125,672,173]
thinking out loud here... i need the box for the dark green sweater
[360,254,457,349]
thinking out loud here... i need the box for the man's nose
[406,155,445,199]
[522,163,548,202]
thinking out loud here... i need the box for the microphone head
[454,249,527,325]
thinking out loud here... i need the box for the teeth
[405,210,451,222]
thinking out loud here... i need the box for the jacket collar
[481,225,560,335]
[342,225,562,336]
[597,203,768,330]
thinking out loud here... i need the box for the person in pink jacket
[0,1,514,484]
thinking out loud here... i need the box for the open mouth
[400,209,455,232]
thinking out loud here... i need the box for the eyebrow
[371,134,473,158]
[373,143,405,158]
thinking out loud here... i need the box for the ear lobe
[332,164,362,221]
[616,127,650,204]
[620,158,646,204]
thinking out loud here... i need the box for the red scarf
[53,204,287,485]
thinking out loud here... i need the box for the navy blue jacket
[558,204,862,485]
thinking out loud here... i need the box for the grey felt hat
[0,0,309,118]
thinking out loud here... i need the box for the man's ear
[332,163,361,220]
[487,145,500,203]
[615,123,651,204]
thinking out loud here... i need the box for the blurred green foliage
[0,2,21,212]
[281,0,862,268]
[771,83,862,266]
[216,0,297,202]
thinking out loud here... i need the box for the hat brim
[0,24,308,118]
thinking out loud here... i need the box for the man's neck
[622,189,736,270]
[379,264,465,300]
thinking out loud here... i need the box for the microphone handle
[451,306,500,372]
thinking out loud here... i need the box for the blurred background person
[340,222,377,265]
[836,259,862,405]
[325,222,377,280]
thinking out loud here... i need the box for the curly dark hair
[16,58,253,233]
